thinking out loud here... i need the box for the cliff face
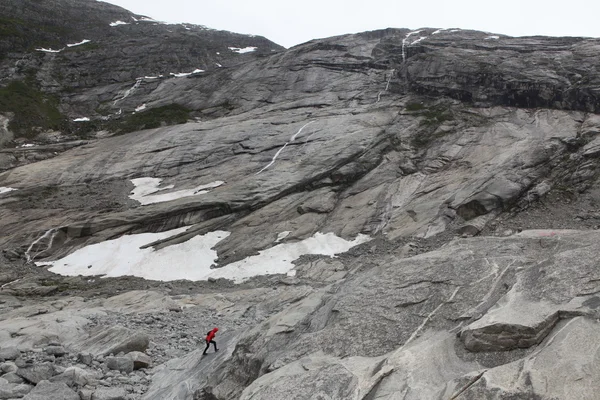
[1,3,600,400]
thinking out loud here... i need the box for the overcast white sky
[104,0,600,48]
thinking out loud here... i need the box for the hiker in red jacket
[203,327,219,355]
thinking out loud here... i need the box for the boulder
[73,326,149,357]
[79,387,94,400]
[126,351,151,370]
[0,382,33,399]
[2,372,23,384]
[106,357,134,373]
[0,362,17,373]
[22,380,79,400]
[0,347,20,361]
[77,353,93,366]
[90,387,127,400]
[50,366,97,388]
[44,346,67,357]
[16,362,56,384]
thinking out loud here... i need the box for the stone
[79,387,94,400]
[125,352,151,370]
[77,353,93,366]
[90,387,127,400]
[0,347,20,361]
[50,366,97,388]
[44,346,67,357]
[73,326,149,357]
[21,380,79,400]
[105,357,134,374]
[0,382,32,399]
[16,362,56,384]
[2,372,23,384]
[0,362,17,373]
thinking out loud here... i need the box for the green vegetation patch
[0,79,65,138]
[115,104,191,134]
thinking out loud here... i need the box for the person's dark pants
[203,340,218,354]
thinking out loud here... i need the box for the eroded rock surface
[2,2,600,400]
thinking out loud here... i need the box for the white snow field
[67,39,91,47]
[73,117,90,122]
[36,47,63,53]
[110,21,129,26]
[39,228,370,283]
[170,69,204,78]
[228,46,257,54]
[0,187,17,194]
[129,177,224,205]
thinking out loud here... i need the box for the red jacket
[206,328,218,342]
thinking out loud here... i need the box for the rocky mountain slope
[1,2,600,399]
[0,0,283,146]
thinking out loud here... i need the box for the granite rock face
[2,2,600,400]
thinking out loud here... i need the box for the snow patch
[485,36,500,40]
[401,30,422,62]
[276,231,291,243]
[129,177,224,205]
[36,47,63,53]
[0,187,17,195]
[228,46,257,54]
[411,36,427,46]
[139,17,161,23]
[169,69,204,78]
[67,39,91,47]
[216,63,222,68]
[110,21,129,27]
[41,228,370,283]
[432,29,447,35]
[19,144,36,148]
[135,104,147,112]
[73,117,90,122]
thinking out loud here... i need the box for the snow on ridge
[135,104,147,112]
[19,144,36,148]
[73,117,90,122]
[129,177,224,205]
[410,36,427,46]
[67,39,91,47]
[139,16,163,23]
[40,227,371,283]
[0,187,17,195]
[228,46,257,54]
[170,69,204,78]
[36,47,63,53]
[485,35,500,40]
[110,20,129,27]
